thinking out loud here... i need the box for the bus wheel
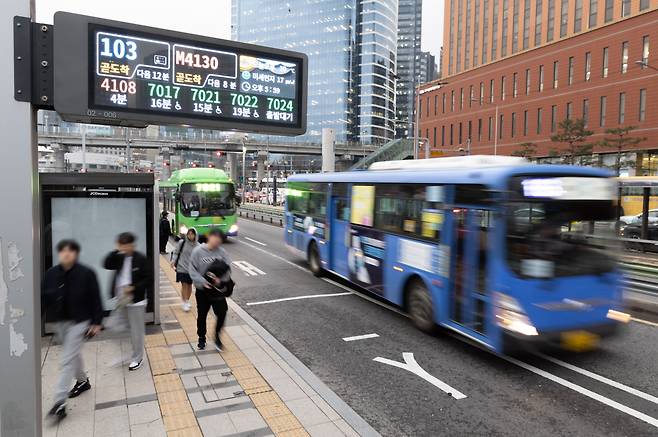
[308,242,322,277]
[408,279,437,333]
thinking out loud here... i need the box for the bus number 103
[100,78,136,94]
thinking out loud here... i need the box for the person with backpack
[42,240,103,421]
[159,211,172,254]
[188,228,234,351]
[171,228,199,312]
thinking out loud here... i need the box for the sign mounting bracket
[13,16,54,109]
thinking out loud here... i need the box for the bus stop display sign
[53,12,307,135]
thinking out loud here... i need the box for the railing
[238,204,285,226]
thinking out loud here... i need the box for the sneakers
[182,301,191,312]
[68,378,91,398]
[198,339,206,350]
[128,359,143,371]
[214,342,223,352]
[47,401,66,421]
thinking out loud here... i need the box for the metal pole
[424,138,429,159]
[1,1,42,436]
[414,76,420,159]
[494,105,499,156]
[242,141,247,203]
[81,124,87,172]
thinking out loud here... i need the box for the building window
[512,0,520,53]
[582,99,589,126]
[442,125,446,146]
[642,36,650,68]
[474,0,480,66]
[488,116,493,140]
[459,122,463,144]
[602,47,609,78]
[469,85,474,107]
[499,114,504,139]
[621,42,629,73]
[513,73,518,97]
[639,89,647,121]
[539,65,544,91]
[551,105,557,132]
[535,0,543,46]
[600,95,607,126]
[523,110,528,135]
[511,112,517,137]
[547,0,555,42]
[433,127,437,147]
[523,0,531,49]
[450,124,454,145]
[465,0,472,69]
[457,0,463,72]
[460,88,464,110]
[641,0,650,10]
[566,101,573,119]
[619,92,626,124]
[483,0,489,63]
[442,93,446,113]
[427,97,430,117]
[537,107,543,133]
[585,52,591,81]
[468,120,472,141]
[622,0,631,17]
[434,95,438,115]
[525,68,531,95]
[574,0,583,33]
[502,0,509,57]
[478,118,483,141]
[501,76,506,100]
[419,99,422,120]
[480,82,484,104]
[553,61,559,88]
[492,0,499,60]
[588,0,597,28]
[490,79,495,103]
[451,90,455,111]
[604,0,613,23]
[568,57,574,85]
[560,0,568,38]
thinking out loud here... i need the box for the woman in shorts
[172,228,198,311]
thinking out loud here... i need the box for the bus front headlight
[494,292,538,336]
[229,224,238,234]
[179,225,188,235]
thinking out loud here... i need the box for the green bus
[160,168,239,239]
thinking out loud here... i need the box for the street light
[635,60,658,71]
[241,141,247,203]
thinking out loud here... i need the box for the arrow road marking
[373,352,467,400]
[232,261,266,276]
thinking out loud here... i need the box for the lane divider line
[502,355,658,428]
[244,236,267,246]
[374,353,467,400]
[343,333,380,342]
[631,317,658,327]
[538,353,658,405]
[246,292,353,306]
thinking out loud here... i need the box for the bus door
[330,183,350,277]
[449,209,489,334]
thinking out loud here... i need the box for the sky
[37,0,444,59]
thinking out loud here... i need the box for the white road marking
[233,261,266,276]
[246,292,353,306]
[374,353,467,400]
[502,355,658,428]
[631,317,658,327]
[539,353,658,405]
[343,333,380,342]
[245,236,267,246]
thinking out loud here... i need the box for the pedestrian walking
[171,227,199,312]
[42,240,103,421]
[188,228,233,351]
[103,232,151,371]
[159,211,172,254]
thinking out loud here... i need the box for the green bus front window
[180,183,236,218]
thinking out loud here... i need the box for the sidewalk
[40,259,376,437]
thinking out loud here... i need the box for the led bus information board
[54,12,307,135]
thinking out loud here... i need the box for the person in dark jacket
[103,232,151,371]
[42,240,103,422]
[159,211,172,254]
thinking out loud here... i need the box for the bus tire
[307,242,322,277]
[407,279,437,333]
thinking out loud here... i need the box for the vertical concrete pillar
[227,152,238,182]
[322,128,335,172]
[256,151,267,189]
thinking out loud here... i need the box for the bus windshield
[179,183,235,218]
[506,176,617,278]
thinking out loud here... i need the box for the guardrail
[238,204,285,226]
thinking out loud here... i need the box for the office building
[232,0,398,146]
[396,0,423,138]
[420,4,658,174]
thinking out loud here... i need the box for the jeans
[196,290,227,344]
[54,320,89,404]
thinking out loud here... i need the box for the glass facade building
[396,0,423,138]
[232,0,398,146]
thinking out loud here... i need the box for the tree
[511,142,537,159]
[597,126,647,176]
[550,118,594,165]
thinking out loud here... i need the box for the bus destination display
[91,28,301,128]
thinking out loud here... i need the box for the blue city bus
[284,156,630,354]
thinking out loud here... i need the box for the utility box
[39,173,159,327]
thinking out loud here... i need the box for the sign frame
[53,12,308,135]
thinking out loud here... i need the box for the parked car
[619,209,658,225]
[620,221,658,252]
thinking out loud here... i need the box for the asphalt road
[222,218,658,436]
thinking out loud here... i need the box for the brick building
[420,4,658,174]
